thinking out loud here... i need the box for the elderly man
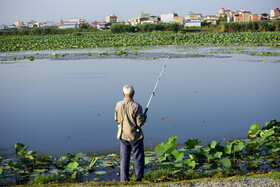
[115,84,147,182]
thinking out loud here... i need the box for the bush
[110,23,135,33]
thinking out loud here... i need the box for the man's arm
[136,105,147,127]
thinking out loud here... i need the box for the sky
[0,0,279,25]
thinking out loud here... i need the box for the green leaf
[145,157,151,166]
[210,141,217,149]
[89,157,98,169]
[170,150,184,162]
[260,129,275,140]
[0,167,3,175]
[214,152,223,159]
[245,141,261,152]
[75,152,83,158]
[65,161,79,170]
[14,143,28,155]
[220,158,231,168]
[155,136,177,155]
[224,145,232,154]
[185,138,200,150]
[234,142,245,152]
[248,123,261,138]
[95,171,106,175]
[183,159,196,169]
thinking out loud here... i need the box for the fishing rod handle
[144,108,148,115]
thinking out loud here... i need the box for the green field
[1,32,280,52]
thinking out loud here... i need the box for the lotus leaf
[95,171,106,175]
[183,159,196,169]
[65,161,79,170]
[155,136,177,155]
[224,144,232,154]
[220,158,231,168]
[89,157,98,169]
[14,143,28,155]
[210,140,217,149]
[214,152,223,159]
[170,150,184,162]
[248,123,261,138]
[185,138,200,150]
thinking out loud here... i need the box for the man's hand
[143,114,147,120]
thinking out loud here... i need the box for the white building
[0,24,9,30]
[161,13,176,23]
[58,23,78,29]
[185,20,201,27]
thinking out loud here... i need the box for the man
[115,84,147,182]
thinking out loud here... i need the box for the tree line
[1,21,279,36]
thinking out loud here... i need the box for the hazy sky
[0,0,279,25]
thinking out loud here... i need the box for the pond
[0,46,280,156]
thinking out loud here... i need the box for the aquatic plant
[1,32,279,52]
[0,119,279,184]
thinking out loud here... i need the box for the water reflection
[0,47,279,155]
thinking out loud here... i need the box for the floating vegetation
[0,119,279,185]
[0,32,279,52]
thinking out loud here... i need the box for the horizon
[0,0,279,25]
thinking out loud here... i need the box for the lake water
[0,46,280,155]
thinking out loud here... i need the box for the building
[260,13,269,21]
[218,8,233,22]
[42,21,54,27]
[27,20,39,28]
[204,15,218,25]
[185,20,201,27]
[58,23,78,29]
[233,10,251,22]
[174,16,184,24]
[0,24,9,30]
[270,8,280,20]
[14,21,24,27]
[250,14,260,22]
[106,14,117,23]
[128,13,158,25]
[161,13,176,23]
[186,12,202,21]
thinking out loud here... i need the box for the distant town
[1,7,279,30]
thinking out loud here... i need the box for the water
[0,46,280,155]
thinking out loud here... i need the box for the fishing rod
[144,55,170,115]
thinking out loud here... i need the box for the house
[0,24,9,30]
[128,13,158,25]
[58,23,78,29]
[42,21,54,27]
[186,12,202,21]
[203,15,218,25]
[250,14,260,22]
[106,14,117,23]
[218,8,233,22]
[233,10,251,22]
[185,20,201,27]
[27,20,39,28]
[161,13,176,23]
[14,21,24,27]
[96,23,108,30]
[270,8,280,20]
[174,16,184,24]
[259,13,269,21]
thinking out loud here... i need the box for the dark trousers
[120,139,144,181]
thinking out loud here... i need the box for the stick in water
[144,55,169,115]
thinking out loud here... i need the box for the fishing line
[144,55,170,115]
